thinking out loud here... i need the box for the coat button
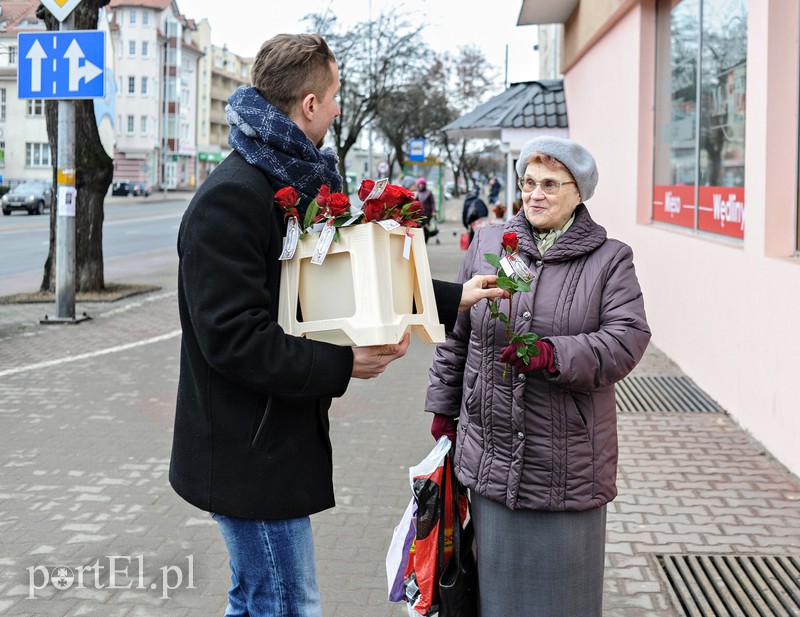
[518,373,526,382]
[522,311,531,320]
[535,260,543,267]
[517,431,524,439]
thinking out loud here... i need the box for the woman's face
[520,161,581,231]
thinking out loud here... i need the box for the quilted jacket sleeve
[545,241,651,391]
[424,233,485,417]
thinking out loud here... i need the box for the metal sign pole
[54,93,76,320]
[46,12,85,323]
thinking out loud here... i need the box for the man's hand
[351,333,411,379]
[459,274,509,312]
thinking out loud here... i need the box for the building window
[0,141,5,167]
[164,78,178,102]
[8,45,17,65]
[141,115,148,135]
[26,99,44,116]
[0,89,5,121]
[142,41,149,57]
[128,76,135,95]
[129,40,136,56]
[141,76,148,96]
[26,143,51,167]
[653,0,748,239]
[127,115,135,134]
[129,9,136,25]
[142,10,149,26]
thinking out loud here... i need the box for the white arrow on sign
[25,40,48,93]
[64,39,102,91]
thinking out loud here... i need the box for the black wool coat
[169,151,355,520]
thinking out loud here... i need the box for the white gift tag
[311,224,336,265]
[278,216,299,260]
[403,232,412,260]
[377,219,401,231]
[507,252,535,283]
[364,178,389,201]
[498,255,516,278]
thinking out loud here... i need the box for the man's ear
[300,92,316,121]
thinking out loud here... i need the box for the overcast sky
[175,0,540,89]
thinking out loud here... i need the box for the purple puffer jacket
[425,204,650,511]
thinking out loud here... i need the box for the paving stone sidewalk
[0,208,798,616]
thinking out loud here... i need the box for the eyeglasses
[517,177,576,195]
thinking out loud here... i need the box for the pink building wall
[561,1,800,476]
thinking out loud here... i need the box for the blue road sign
[17,31,105,99]
[408,138,426,162]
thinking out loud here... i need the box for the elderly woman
[425,136,651,616]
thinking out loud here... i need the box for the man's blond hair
[251,33,336,116]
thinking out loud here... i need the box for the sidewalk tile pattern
[0,202,798,616]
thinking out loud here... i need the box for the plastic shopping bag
[386,498,417,601]
[402,437,457,616]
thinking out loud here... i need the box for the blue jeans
[212,513,321,617]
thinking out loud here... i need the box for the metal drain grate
[616,376,723,413]
[657,554,800,616]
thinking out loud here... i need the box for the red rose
[358,179,375,202]
[316,184,331,207]
[326,192,351,218]
[380,183,411,208]
[501,232,518,253]
[363,199,385,222]
[404,200,423,218]
[274,186,299,212]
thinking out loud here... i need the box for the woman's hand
[431,413,457,442]
[500,340,557,373]
[459,274,509,312]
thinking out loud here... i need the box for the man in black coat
[170,33,505,617]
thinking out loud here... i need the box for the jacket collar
[505,203,607,262]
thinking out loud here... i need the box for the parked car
[111,181,133,196]
[1,182,53,215]
[132,182,151,197]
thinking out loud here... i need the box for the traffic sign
[17,31,104,99]
[408,138,425,162]
[40,0,83,23]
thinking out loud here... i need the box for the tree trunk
[39,1,113,293]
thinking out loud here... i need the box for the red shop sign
[652,185,694,229]
[652,185,745,239]
[698,186,745,239]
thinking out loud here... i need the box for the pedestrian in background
[461,188,488,246]
[488,175,501,204]
[170,32,506,617]
[426,136,651,616]
[415,177,437,243]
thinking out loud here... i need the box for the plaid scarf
[226,86,342,213]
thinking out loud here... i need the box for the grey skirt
[470,492,607,617]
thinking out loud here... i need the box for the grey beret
[516,136,599,201]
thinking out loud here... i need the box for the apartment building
[107,0,201,190]
[192,19,252,184]
[0,1,51,186]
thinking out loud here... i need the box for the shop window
[653,0,748,239]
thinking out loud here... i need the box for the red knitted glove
[430,413,457,442]
[499,340,557,374]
